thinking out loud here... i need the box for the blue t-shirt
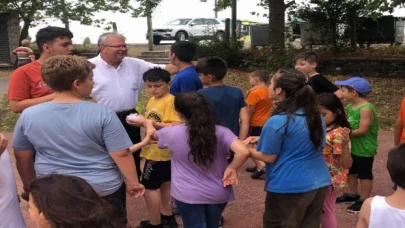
[170,66,203,95]
[13,101,133,196]
[198,85,246,136]
[257,112,331,193]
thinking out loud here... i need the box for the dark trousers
[116,109,142,180]
[175,200,227,228]
[263,187,328,228]
[17,59,31,67]
[103,183,127,225]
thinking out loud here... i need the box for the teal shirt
[347,103,379,157]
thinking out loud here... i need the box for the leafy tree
[132,0,162,51]
[0,0,132,42]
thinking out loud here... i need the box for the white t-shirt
[369,195,405,228]
[0,150,26,228]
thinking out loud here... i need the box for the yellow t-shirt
[141,94,181,161]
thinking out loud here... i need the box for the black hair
[272,69,324,149]
[143,68,171,83]
[174,92,217,169]
[387,144,405,189]
[36,26,73,52]
[251,70,269,83]
[195,57,227,81]
[171,41,196,62]
[295,52,319,64]
[30,174,122,228]
[317,93,351,129]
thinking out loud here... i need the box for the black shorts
[248,126,263,137]
[348,154,374,180]
[140,159,171,190]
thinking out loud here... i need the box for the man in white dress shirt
[89,32,178,179]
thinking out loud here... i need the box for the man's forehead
[106,36,126,44]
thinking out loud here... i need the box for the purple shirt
[157,124,237,204]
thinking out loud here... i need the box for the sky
[26,0,405,44]
[27,0,269,44]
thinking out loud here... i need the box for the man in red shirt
[11,39,35,67]
[7,26,74,113]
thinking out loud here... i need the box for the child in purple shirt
[144,92,251,228]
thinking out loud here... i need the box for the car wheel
[215,31,225,41]
[175,32,187,42]
[153,39,161,45]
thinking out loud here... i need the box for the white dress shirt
[89,55,165,112]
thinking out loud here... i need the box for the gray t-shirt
[13,101,133,196]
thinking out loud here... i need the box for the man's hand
[0,134,8,157]
[126,182,145,198]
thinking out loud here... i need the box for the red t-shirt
[7,61,53,101]
[399,97,405,144]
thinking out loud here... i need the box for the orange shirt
[7,61,53,101]
[399,97,405,143]
[245,87,272,127]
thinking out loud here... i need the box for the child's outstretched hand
[222,167,238,187]
[126,114,146,127]
[142,128,156,145]
[243,136,260,145]
[0,134,8,157]
[342,127,351,146]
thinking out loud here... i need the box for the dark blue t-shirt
[198,85,246,136]
[170,66,203,95]
[257,111,331,193]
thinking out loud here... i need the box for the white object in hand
[126,114,140,121]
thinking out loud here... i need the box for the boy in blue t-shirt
[196,56,249,228]
[169,41,203,95]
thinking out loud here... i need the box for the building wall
[7,12,20,63]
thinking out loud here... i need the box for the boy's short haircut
[195,57,227,81]
[387,144,405,189]
[41,55,94,92]
[251,70,269,83]
[171,41,196,62]
[36,26,73,53]
[143,68,171,83]
[295,52,319,64]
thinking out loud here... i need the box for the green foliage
[132,0,162,17]
[82,37,91,47]
[193,40,245,68]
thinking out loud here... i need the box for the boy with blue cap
[334,77,379,213]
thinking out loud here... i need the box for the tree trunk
[268,0,286,52]
[231,0,237,42]
[147,13,153,51]
[214,0,218,18]
[20,18,32,43]
[349,12,357,51]
[64,21,70,30]
[332,23,338,52]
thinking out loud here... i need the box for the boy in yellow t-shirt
[127,68,181,228]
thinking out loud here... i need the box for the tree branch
[285,0,295,8]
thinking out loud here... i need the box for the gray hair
[97,32,126,47]
[21,39,30,46]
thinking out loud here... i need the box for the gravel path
[0,75,9,96]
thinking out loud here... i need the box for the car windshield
[166,19,192,25]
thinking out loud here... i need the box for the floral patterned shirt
[323,127,349,193]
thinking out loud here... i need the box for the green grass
[0,94,19,132]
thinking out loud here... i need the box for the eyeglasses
[105,45,129,49]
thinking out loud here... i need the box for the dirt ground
[2,130,395,228]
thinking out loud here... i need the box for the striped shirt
[12,46,35,60]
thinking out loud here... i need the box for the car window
[167,19,192,25]
[191,19,204,25]
[205,19,220,25]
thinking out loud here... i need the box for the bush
[193,40,246,68]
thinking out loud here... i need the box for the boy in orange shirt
[244,70,273,179]
[394,97,405,146]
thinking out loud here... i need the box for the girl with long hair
[245,69,332,228]
[317,93,352,228]
[28,174,122,228]
[143,92,250,228]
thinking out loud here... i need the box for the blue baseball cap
[335,77,371,95]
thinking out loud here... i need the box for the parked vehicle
[150,18,226,44]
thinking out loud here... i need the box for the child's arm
[249,147,278,163]
[222,139,251,187]
[239,107,250,140]
[129,128,155,153]
[246,104,256,121]
[153,121,181,130]
[339,128,352,169]
[394,116,403,146]
[356,197,372,228]
[351,108,374,137]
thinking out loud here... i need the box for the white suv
[151,18,226,44]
